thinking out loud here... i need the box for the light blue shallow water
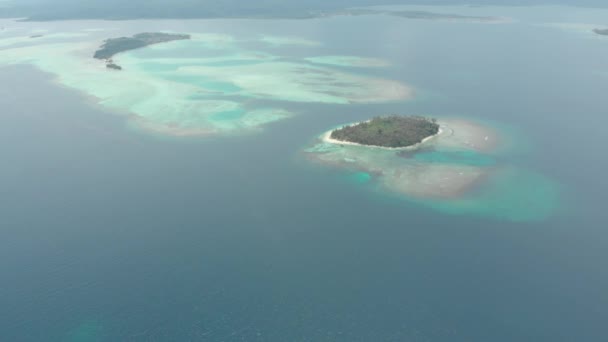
[1,6,608,341]
[412,150,497,166]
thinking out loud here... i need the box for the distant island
[593,28,608,36]
[318,9,503,23]
[94,32,190,69]
[329,116,440,148]
[3,0,505,23]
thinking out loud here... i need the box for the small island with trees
[94,32,190,69]
[329,115,440,148]
[105,60,122,70]
[593,28,608,36]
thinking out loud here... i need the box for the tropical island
[306,117,498,200]
[593,28,608,36]
[329,115,440,148]
[304,117,558,221]
[94,32,190,69]
[105,60,122,70]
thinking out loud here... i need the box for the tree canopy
[330,115,439,148]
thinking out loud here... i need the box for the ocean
[1,5,607,341]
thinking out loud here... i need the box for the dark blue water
[1,10,608,341]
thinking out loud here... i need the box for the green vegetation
[93,32,190,60]
[331,115,439,148]
[593,28,608,36]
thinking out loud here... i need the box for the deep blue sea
[1,7,608,341]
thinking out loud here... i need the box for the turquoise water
[347,171,373,184]
[1,6,608,341]
[200,59,267,67]
[164,74,242,94]
[210,108,246,121]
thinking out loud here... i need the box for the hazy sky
[8,0,608,6]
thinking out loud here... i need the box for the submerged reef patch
[305,56,390,68]
[0,30,411,136]
[303,117,558,221]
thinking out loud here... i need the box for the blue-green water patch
[210,109,246,121]
[162,74,241,94]
[135,62,181,72]
[63,319,104,342]
[413,150,496,167]
[347,171,372,185]
[200,59,266,67]
[422,168,560,222]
